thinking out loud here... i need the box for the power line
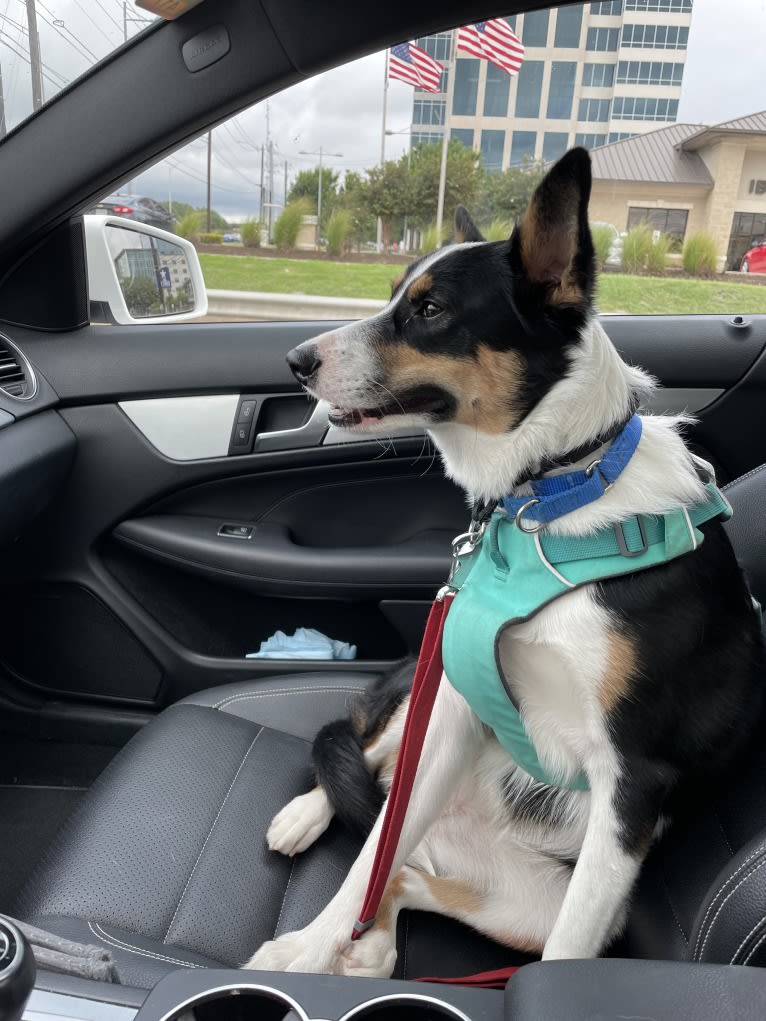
[36,0,100,63]
[0,28,67,88]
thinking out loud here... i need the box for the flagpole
[435,29,457,245]
[377,50,389,252]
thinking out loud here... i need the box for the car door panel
[3,314,766,717]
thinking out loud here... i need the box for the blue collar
[501,414,643,526]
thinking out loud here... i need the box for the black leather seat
[13,467,766,990]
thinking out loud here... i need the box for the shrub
[241,219,262,248]
[591,223,616,271]
[419,222,450,253]
[682,232,718,278]
[483,218,511,242]
[326,208,352,256]
[274,198,312,251]
[176,211,202,241]
[199,232,224,245]
[647,233,671,275]
[621,223,653,274]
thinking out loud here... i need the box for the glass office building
[411,1,693,169]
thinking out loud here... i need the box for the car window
[0,3,155,135]
[7,2,762,323]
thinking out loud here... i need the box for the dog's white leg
[266,786,334,857]
[340,835,573,978]
[245,677,483,974]
[542,770,640,960]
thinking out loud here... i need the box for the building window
[554,4,584,47]
[415,33,452,62]
[547,61,577,119]
[412,131,443,147]
[451,127,475,148]
[413,100,445,126]
[453,58,480,116]
[583,62,615,86]
[727,211,766,270]
[483,63,510,117]
[621,24,690,49]
[625,0,692,11]
[608,131,635,142]
[627,206,689,242]
[616,60,684,85]
[590,1,623,13]
[480,129,506,173]
[504,15,518,31]
[586,27,620,50]
[510,130,537,166]
[522,10,549,47]
[575,132,607,148]
[578,98,611,121]
[612,96,679,120]
[543,132,569,163]
[515,60,544,118]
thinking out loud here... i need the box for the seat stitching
[716,815,735,857]
[402,913,410,980]
[659,868,689,946]
[742,923,766,965]
[88,922,203,969]
[212,686,364,710]
[731,903,766,963]
[696,856,766,961]
[273,858,296,939]
[724,464,766,490]
[164,727,264,943]
[693,840,766,959]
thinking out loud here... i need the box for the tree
[474,158,546,227]
[287,167,340,229]
[407,140,482,230]
[363,159,411,248]
[336,171,375,250]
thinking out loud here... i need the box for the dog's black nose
[286,344,322,385]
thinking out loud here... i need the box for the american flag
[388,42,444,93]
[457,19,525,76]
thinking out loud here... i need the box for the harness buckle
[614,516,648,558]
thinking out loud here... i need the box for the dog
[247,148,764,977]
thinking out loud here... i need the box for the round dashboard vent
[0,334,37,400]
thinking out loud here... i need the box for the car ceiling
[0,0,552,282]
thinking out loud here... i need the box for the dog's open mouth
[328,386,451,427]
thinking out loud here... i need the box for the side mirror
[84,215,207,325]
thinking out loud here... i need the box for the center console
[21,958,766,1021]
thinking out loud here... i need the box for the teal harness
[441,481,732,791]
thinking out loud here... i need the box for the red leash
[351,592,520,990]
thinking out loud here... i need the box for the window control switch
[218,523,253,539]
[238,399,257,423]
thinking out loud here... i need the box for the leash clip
[440,520,488,597]
[514,498,543,533]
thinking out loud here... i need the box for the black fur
[311,660,414,836]
[596,519,765,854]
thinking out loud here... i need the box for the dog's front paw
[244,929,345,974]
[266,788,333,857]
[338,929,397,979]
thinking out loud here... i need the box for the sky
[1,0,764,222]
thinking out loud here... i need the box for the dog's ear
[454,205,485,244]
[510,147,595,307]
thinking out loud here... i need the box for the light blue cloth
[246,627,357,660]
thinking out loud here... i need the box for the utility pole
[268,138,275,241]
[298,145,343,247]
[283,160,289,207]
[259,145,265,224]
[25,0,44,111]
[206,130,212,232]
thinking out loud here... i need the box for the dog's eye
[421,301,442,319]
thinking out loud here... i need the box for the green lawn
[199,253,766,315]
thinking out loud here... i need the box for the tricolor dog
[247,148,764,976]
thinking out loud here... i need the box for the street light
[299,146,343,246]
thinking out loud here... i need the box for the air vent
[0,335,36,399]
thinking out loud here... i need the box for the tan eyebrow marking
[406,272,433,303]
[390,271,406,296]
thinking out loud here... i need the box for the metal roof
[681,109,766,150]
[590,123,713,188]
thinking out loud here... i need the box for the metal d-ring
[514,498,543,533]
[584,457,601,477]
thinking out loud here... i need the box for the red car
[740,238,766,272]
